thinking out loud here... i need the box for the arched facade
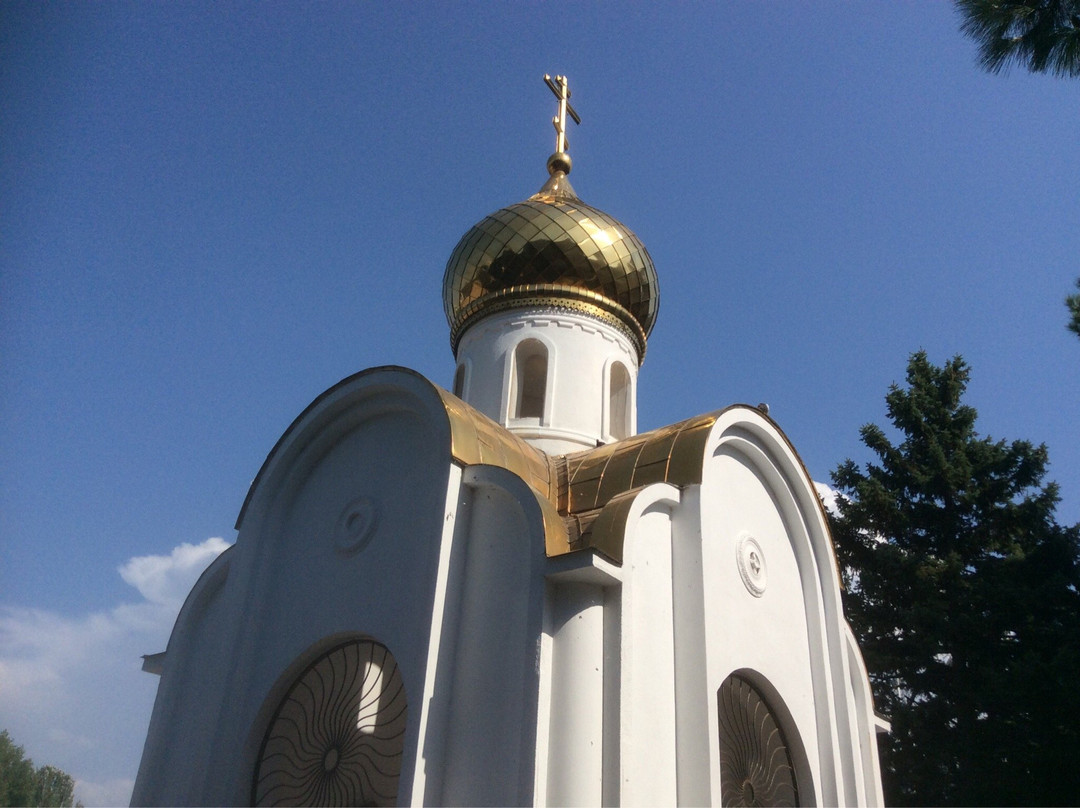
[133,369,884,807]
[698,409,881,805]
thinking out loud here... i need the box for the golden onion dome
[443,152,659,362]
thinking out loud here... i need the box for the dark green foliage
[0,732,74,808]
[1067,278,1080,338]
[955,0,1080,76]
[831,352,1080,806]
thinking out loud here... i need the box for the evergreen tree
[1067,277,1080,338]
[956,0,1080,77]
[831,352,1080,806]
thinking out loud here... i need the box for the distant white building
[133,77,885,807]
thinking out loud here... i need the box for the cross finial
[544,74,580,157]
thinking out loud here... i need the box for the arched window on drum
[510,339,548,421]
[608,361,631,440]
[453,363,466,398]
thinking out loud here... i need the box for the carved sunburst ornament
[253,639,406,807]
[736,534,767,597]
[718,674,799,807]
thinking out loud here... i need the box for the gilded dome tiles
[443,188,659,360]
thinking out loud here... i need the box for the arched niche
[717,669,815,807]
[607,360,632,441]
[251,635,407,807]
[509,337,550,421]
[452,362,466,398]
[702,410,857,806]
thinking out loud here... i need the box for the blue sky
[2,2,1078,804]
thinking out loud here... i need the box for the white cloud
[119,537,231,609]
[0,537,230,808]
[814,479,842,515]
[815,481,890,549]
[75,777,136,808]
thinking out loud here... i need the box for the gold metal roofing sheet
[435,388,573,556]
[595,442,645,506]
[630,459,670,490]
[635,426,678,469]
[436,388,556,502]
[435,386,731,564]
[563,410,720,518]
[586,488,645,564]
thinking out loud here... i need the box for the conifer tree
[956,0,1080,77]
[830,352,1080,806]
[1067,277,1080,338]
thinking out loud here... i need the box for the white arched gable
[236,366,455,536]
[697,407,862,807]
[135,367,461,806]
[131,547,234,805]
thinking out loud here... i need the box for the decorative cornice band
[450,284,647,362]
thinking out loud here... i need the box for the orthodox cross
[544,74,580,154]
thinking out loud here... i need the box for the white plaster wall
[423,465,548,806]
[131,549,237,805]
[542,581,606,806]
[453,309,639,454]
[699,446,824,802]
[669,485,713,806]
[535,551,624,808]
[845,624,886,806]
[617,486,683,806]
[132,371,461,806]
[693,409,881,807]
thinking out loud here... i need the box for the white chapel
[132,76,886,807]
